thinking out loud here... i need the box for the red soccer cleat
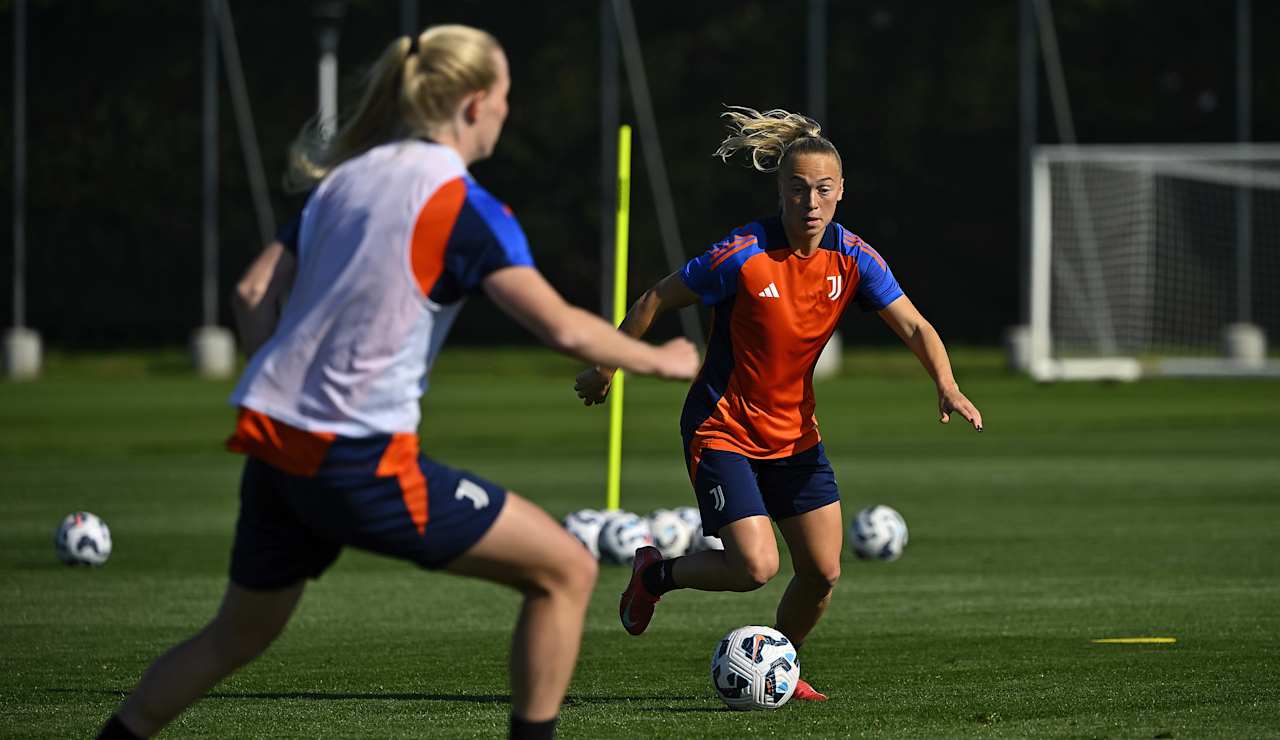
[619,546,664,635]
[792,677,828,702]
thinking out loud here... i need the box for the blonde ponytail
[713,106,840,174]
[285,25,501,192]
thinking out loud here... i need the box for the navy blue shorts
[687,443,840,537]
[230,436,507,591]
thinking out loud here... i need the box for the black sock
[641,556,682,596]
[510,713,557,740]
[97,714,143,740]
[780,631,803,664]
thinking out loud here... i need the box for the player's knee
[563,544,599,598]
[741,554,780,591]
[824,564,841,590]
[531,538,597,601]
[801,564,840,593]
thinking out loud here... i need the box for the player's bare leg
[669,515,779,591]
[111,582,304,737]
[775,502,842,642]
[774,501,843,701]
[620,516,778,635]
[448,492,597,724]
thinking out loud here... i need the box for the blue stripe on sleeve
[845,233,903,312]
[679,223,768,305]
[430,179,535,304]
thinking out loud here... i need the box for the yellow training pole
[606,125,632,511]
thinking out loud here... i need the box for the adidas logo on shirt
[757,282,780,299]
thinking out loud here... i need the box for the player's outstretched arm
[232,241,296,357]
[877,295,984,432]
[573,271,701,405]
[483,266,699,381]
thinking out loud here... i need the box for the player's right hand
[575,367,614,405]
[576,339,697,404]
[653,337,699,381]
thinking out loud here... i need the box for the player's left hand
[938,386,983,432]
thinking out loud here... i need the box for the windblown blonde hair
[713,106,841,174]
[285,24,501,192]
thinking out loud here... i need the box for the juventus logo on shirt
[826,275,842,300]
[757,283,780,299]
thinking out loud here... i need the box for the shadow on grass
[629,701,732,706]
[10,560,72,571]
[208,691,512,702]
[47,687,713,707]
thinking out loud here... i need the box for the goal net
[1029,144,1280,381]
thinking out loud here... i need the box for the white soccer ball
[675,506,723,554]
[55,511,113,566]
[710,625,799,710]
[647,508,693,559]
[563,509,609,560]
[597,511,653,565]
[848,504,908,562]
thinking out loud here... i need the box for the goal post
[1028,143,1280,381]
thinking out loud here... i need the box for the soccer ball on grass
[647,508,693,559]
[675,505,723,553]
[710,625,799,710]
[597,511,653,565]
[563,509,609,560]
[847,504,908,562]
[55,511,113,566]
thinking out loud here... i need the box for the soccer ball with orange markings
[55,511,113,566]
[710,625,799,710]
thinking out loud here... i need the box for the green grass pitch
[2,348,1278,738]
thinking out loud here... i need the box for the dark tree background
[1,0,1276,348]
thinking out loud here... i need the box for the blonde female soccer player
[575,107,983,701]
[97,25,697,740]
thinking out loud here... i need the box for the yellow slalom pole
[606,125,632,512]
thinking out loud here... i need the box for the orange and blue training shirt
[678,216,903,472]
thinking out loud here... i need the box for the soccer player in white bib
[97,25,697,740]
